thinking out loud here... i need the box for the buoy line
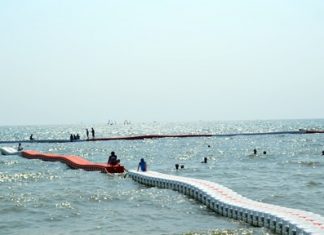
[128,170,324,235]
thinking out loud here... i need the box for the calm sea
[1,120,324,235]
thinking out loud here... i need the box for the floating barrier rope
[1,129,324,144]
[129,170,324,235]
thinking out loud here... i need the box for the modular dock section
[129,170,324,235]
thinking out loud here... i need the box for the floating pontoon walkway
[1,129,324,144]
[17,150,124,173]
[0,134,214,144]
[129,170,324,235]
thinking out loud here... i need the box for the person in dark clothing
[91,128,95,139]
[17,143,23,151]
[201,157,207,163]
[86,129,89,140]
[108,151,120,165]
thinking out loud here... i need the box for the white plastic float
[129,170,324,235]
[0,146,20,155]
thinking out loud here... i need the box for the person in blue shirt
[137,158,147,172]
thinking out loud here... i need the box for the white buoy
[0,146,20,155]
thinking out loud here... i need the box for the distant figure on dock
[137,158,147,172]
[253,149,257,155]
[108,151,120,165]
[70,134,74,142]
[91,128,95,139]
[201,157,208,163]
[17,143,23,151]
[86,129,89,140]
[30,134,34,141]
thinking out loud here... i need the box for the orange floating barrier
[21,150,125,174]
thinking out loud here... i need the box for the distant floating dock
[1,130,323,144]
[129,170,324,235]
[0,134,213,144]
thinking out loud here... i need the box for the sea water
[0,120,324,235]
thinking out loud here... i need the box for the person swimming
[201,157,207,163]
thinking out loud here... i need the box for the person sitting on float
[107,151,120,165]
[17,143,23,151]
[137,158,147,172]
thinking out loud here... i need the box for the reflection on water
[1,120,324,234]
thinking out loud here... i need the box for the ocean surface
[1,119,324,235]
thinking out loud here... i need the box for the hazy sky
[1,0,323,125]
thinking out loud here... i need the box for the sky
[0,0,323,125]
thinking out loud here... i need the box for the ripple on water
[0,160,19,166]
[182,228,268,235]
[295,160,321,168]
[306,180,322,187]
[0,171,59,183]
[1,120,324,235]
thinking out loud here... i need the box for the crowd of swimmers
[113,145,324,172]
[14,136,324,174]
